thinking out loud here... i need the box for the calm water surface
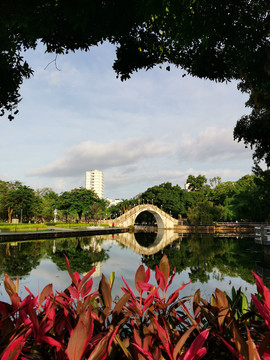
[0,231,269,303]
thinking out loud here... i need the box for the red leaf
[81,278,93,298]
[252,271,270,308]
[173,326,196,360]
[88,329,112,360]
[182,329,210,360]
[155,267,166,292]
[10,293,20,309]
[24,286,35,297]
[159,254,170,285]
[193,347,207,360]
[99,274,112,311]
[132,343,155,360]
[27,305,39,337]
[142,289,159,314]
[66,307,93,360]
[133,328,142,347]
[112,292,130,317]
[167,290,179,305]
[121,277,137,302]
[39,335,62,349]
[247,327,261,360]
[68,285,79,300]
[154,319,173,360]
[233,322,248,359]
[64,254,78,286]
[1,334,26,360]
[74,271,81,285]
[3,274,17,297]
[218,335,244,359]
[39,284,53,307]
[145,267,151,282]
[166,271,176,291]
[215,288,229,327]
[135,265,146,293]
[137,282,154,292]
[107,325,120,352]
[79,267,96,291]
[251,294,270,328]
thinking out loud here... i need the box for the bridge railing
[114,204,178,224]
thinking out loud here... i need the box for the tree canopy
[58,187,100,221]
[112,170,270,223]
[1,0,270,163]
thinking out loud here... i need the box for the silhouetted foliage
[1,1,270,163]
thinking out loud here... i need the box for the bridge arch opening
[134,210,164,228]
[135,211,157,226]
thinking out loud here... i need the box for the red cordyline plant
[0,254,269,360]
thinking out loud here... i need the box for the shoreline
[0,227,129,243]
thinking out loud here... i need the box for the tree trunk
[8,207,13,223]
[78,211,82,223]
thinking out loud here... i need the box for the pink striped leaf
[137,282,154,292]
[145,267,151,282]
[251,294,270,328]
[121,276,137,302]
[154,318,173,360]
[155,267,166,292]
[251,271,270,308]
[181,329,210,360]
[1,334,26,360]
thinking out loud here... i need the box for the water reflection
[113,228,180,255]
[0,231,269,302]
[113,230,270,287]
[0,237,108,279]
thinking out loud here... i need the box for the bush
[0,255,269,359]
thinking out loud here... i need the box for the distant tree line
[0,181,109,223]
[1,168,270,224]
[110,169,270,224]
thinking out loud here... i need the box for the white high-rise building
[85,170,104,198]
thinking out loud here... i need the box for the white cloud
[27,138,172,177]
[2,44,255,200]
[176,127,252,163]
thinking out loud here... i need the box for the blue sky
[1,42,256,199]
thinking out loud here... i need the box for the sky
[1,42,256,199]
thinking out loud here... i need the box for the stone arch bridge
[113,204,178,229]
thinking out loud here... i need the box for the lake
[0,230,269,304]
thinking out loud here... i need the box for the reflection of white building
[83,237,102,252]
[85,170,104,198]
[82,237,103,277]
[92,236,102,252]
[91,262,102,278]
[82,262,102,278]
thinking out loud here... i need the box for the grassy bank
[0,223,48,232]
[45,222,110,228]
[0,222,111,232]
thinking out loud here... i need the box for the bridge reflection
[112,229,182,255]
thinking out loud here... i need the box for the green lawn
[0,222,110,232]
